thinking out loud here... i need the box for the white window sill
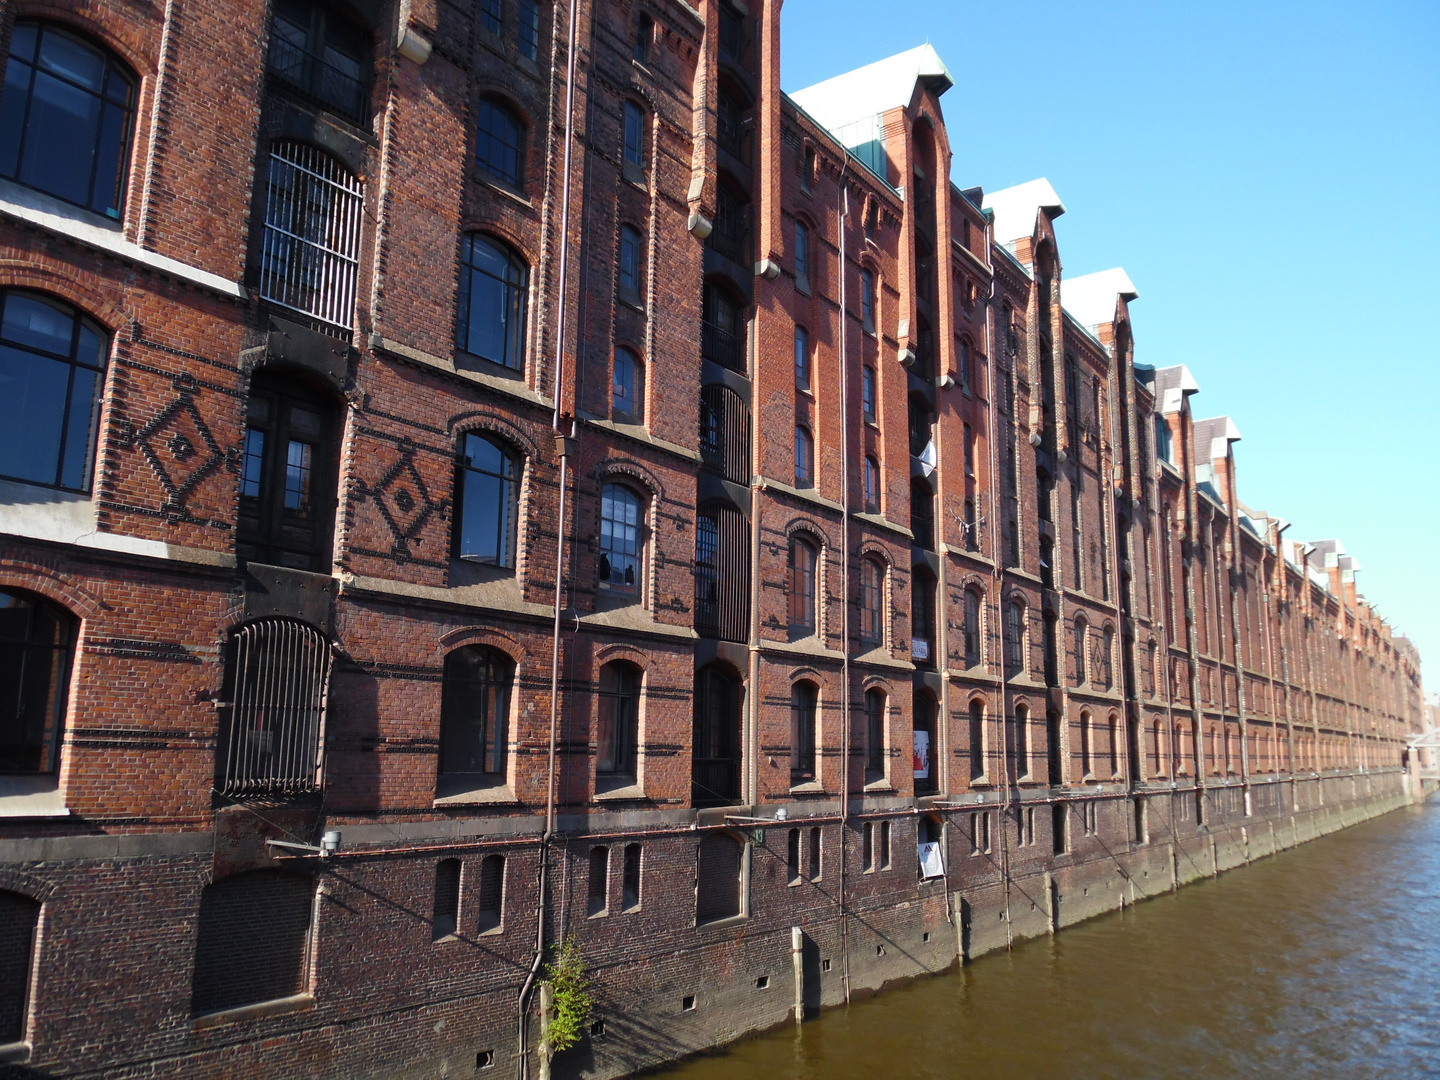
[595,782,645,802]
[434,782,518,807]
[0,177,245,299]
[0,778,68,818]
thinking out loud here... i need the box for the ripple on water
[647,803,1440,1080]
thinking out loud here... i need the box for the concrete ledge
[193,993,315,1032]
[0,831,212,864]
[0,1041,30,1064]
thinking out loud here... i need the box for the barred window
[476,100,523,187]
[267,0,371,124]
[259,141,363,330]
[699,384,749,484]
[192,870,314,1015]
[217,619,330,795]
[0,22,136,217]
[0,292,107,494]
[455,433,520,568]
[439,646,513,782]
[458,234,529,369]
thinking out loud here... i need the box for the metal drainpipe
[1272,523,1298,810]
[835,159,853,1006]
[1225,525,1252,817]
[981,216,1013,947]
[516,0,581,1075]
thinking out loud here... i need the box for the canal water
[651,802,1440,1080]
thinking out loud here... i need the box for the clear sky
[781,0,1439,684]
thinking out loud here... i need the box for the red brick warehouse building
[0,1,1424,1077]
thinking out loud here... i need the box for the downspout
[517,1,581,1075]
[982,213,1013,948]
[836,162,853,1005]
[1272,523,1298,810]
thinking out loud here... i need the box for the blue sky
[782,0,1439,682]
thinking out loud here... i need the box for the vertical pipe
[791,925,803,1025]
[835,172,852,1005]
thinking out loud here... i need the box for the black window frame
[794,324,810,391]
[476,99,524,189]
[0,587,75,776]
[787,536,817,636]
[790,681,817,784]
[596,661,639,779]
[0,291,108,494]
[439,645,514,784]
[864,687,885,777]
[612,346,642,421]
[457,233,529,370]
[0,21,138,218]
[623,100,645,170]
[598,483,643,595]
[618,223,642,301]
[454,432,521,568]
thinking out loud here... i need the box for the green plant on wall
[542,938,592,1055]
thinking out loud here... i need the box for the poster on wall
[913,729,930,781]
[918,840,944,880]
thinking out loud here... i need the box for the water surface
[651,802,1440,1080]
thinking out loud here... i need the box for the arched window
[0,891,37,1040]
[0,292,107,493]
[794,325,810,391]
[238,369,341,571]
[1102,626,1115,688]
[0,588,75,775]
[1080,711,1092,778]
[634,13,653,63]
[862,365,877,421]
[1152,719,1164,777]
[1109,717,1120,778]
[456,433,520,567]
[597,662,639,779]
[859,558,884,644]
[968,699,985,781]
[794,426,813,487]
[912,691,936,795]
[218,618,331,794]
[911,566,936,667]
[599,483,642,595]
[863,455,880,513]
[787,536,817,636]
[0,22,137,217]
[457,233,528,369]
[790,681,817,784]
[864,688,885,779]
[1012,702,1029,780]
[192,870,314,1015]
[618,223,642,301]
[963,590,982,668]
[268,1,371,122]
[259,141,363,329]
[801,146,816,193]
[612,347,643,420]
[439,645,513,784]
[475,99,524,186]
[863,199,877,241]
[1073,616,1088,685]
[910,477,934,550]
[623,100,645,170]
[1005,600,1026,671]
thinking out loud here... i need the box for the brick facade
[0,1,1424,1077]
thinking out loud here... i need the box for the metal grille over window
[260,141,363,331]
[218,619,331,795]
